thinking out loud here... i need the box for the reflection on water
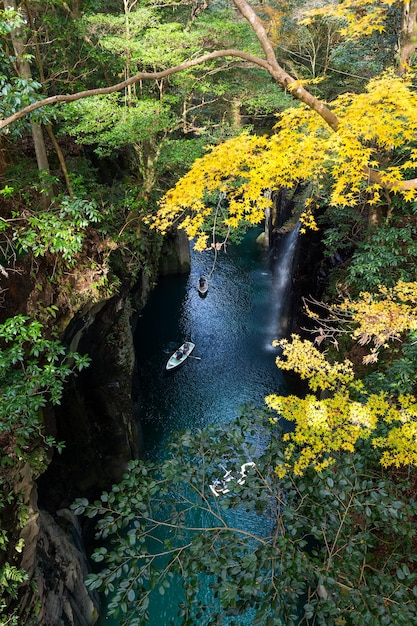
[134,229,288,456]
[98,228,293,624]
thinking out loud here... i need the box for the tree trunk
[368,204,383,230]
[45,126,74,198]
[399,1,417,73]
[5,0,52,206]
[231,98,242,130]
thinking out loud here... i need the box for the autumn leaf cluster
[266,280,417,476]
[150,71,417,247]
[300,0,401,39]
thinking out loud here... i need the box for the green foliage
[0,76,42,116]
[242,85,296,116]
[14,196,101,263]
[0,314,90,626]
[73,407,417,626]
[0,561,28,626]
[363,331,417,396]
[346,221,417,292]
[83,7,262,73]
[318,204,366,257]
[62,95,169,149]
[158,137,207,184]
[0,6,25,36]
[0,314,90,453]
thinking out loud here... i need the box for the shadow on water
[98,227,298,624]
[134,228,291,457]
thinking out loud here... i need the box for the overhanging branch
[0,50,270,130]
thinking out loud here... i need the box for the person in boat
[174,349,183,359]
[199,276,206,287]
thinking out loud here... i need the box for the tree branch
[3,0,417,193]
[0,49,270,130]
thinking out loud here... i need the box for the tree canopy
[74,408,417,626]
[2,1,417,625]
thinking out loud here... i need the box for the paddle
[188,355,201,360]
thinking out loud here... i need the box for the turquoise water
[98,228,292,624]
[135,230,288,454]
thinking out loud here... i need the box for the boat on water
[165,341,195,371]
[198,275,208,296]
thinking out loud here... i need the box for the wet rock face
[11,464,99,626]
[37,227,188,515]
[32,288,147,626]
[34,509,100,626]
[158,229,191,275]
[38,294,142,511]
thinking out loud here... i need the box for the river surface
[98,227,295,624]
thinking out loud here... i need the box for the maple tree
[152,69,417,249]
[147,0,417,247]
[264,279,417,476]
[2,1,416,244]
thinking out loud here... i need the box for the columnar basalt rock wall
[26,230,190,626]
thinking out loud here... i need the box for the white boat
[165,341,195,371]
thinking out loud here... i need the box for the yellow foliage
[300,0,400,39]
[299,208,319,233]
[149,132,270,248]
[338,281,417,357]
[268,282,417,476]
[373,395,417,467]
[149,72,417,244]
[266,392,382,475]
[273,334,355,392]
[267,382,417,476]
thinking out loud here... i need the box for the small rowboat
[198,275,208,297]
[165,341,195,371]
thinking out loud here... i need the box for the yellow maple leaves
[373,395,417,467]
[150,132,270,249]
[267,281,417,477]
[338,281,417,362]
[266,392,380,475]
[300,0,401,39]
[149,71,417,247]
[272,335,355,392]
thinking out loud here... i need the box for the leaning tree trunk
[5,0,52,206]
[399,1,417,73]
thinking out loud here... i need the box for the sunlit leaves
[266,279,417,475]
[267,391,387,475]
[300,0,399,39]
[271,334,355,392]
[373,394,417,467]
[339,281,417,360]
[150,70,417,245]
[60,95,176,157]
[151,131,270,249]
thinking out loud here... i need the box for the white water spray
[264,222,301,349]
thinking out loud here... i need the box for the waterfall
[264,222,300,349]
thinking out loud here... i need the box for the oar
[189,355,201,360]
